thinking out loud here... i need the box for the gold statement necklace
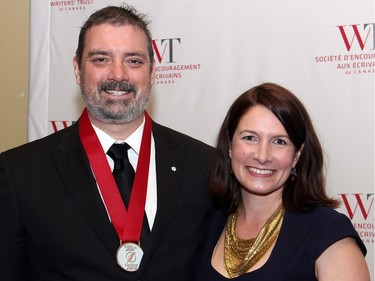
[224,205,285,278]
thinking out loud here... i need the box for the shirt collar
[92,117,145,156]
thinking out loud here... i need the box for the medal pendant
[116,242,144,272]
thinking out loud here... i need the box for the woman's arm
[315,237,370,281]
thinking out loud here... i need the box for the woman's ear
[293,143,304,168]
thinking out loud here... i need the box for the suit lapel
[53,123,120,256]
[136,122,187,273]
[152,123,185,234]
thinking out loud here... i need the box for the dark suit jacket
[0,119,214,281]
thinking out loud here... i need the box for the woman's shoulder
[284,206,366,256]
[285,206,356,240]
[286,206,348,224]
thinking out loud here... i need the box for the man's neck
[88,112,145,141]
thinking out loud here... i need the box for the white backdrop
[30,0,374,277]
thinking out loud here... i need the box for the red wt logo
[336,23,375,51]
[339,193,374,220]
[152,38,181,63]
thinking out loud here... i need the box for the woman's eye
[274,138,287,145]
[243,135,256,141]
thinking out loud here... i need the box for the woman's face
[229,105,302,198]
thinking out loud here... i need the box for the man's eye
[131,59,143,64]
[92,57,107,63]
[126,59,146,67]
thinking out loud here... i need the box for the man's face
[73,23,156,124]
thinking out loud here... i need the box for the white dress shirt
[92,117,157,229]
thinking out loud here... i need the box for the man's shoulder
[2,122,79,158]
[152,122,213,151]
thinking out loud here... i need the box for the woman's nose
[254,142,272,164]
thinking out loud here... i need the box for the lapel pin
[171,166,177,172]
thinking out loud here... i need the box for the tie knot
[107,143,132,161]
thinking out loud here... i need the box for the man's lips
[106,90,132,96]
[99,81,136,96]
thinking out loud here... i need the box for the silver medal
[116,242,144,272]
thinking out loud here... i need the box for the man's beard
[80,80,151,124]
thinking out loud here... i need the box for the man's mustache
[98,82,136,93]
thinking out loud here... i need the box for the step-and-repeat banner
[30,0,374,276]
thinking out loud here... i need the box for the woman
[197,83,370,280]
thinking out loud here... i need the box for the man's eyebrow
[123,52,148,59]
[87,50,110,57]
[86,50,148,59]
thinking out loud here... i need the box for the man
[0,5,213,281]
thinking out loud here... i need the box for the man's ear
[149,59,156,86]
[73,56,81,86]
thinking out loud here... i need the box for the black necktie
[107,143,134,208]
[107,143,150,246]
